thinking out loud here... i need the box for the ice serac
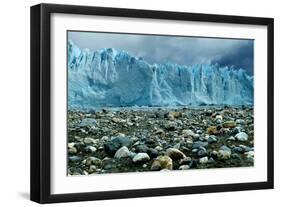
[67,40,254,109]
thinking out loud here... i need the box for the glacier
[67,40,253,109]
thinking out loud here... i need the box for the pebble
[227,136,236,141]
[165,148,186,160]
[235,132,248,141]
[173,143,181,149]
[207,135,217,143]
[197,146,208,157]
[151,155,173,170]
[84,137,96,145]
[84,157,102,166]
[245,151,254,161]
[192,141,208,149]
[114,146,131,159]
[133,153,150,162]
[222,121,236,128]
[147,148,158,158]
[218,145,232,160]
[155,129,165,137]
[88,165,97,173]
[199,156,209,164]
[236,119,245,125]
[68,147,77,154]
[68,155,81,162]
[155,146,163,151]
[68,142,76,148]
[104,136,132,157]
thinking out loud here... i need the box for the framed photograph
[30,3,274,203]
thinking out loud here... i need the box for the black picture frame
[30,3,274,204]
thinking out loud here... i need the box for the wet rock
[133,153,150,162]
[104,136,132,157]
[210,150,218,159]
[223,121,236,128]
[79,118,98,127]
[151,155,173,170]
[114,146,131,159]
[192,141,208,149]
[199,156,209,164]
[218,145,232,160]
[235,132,248,141]
[166,148,186,160]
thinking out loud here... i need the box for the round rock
[133,153,150,163]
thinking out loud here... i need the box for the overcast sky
[68,31,254,75]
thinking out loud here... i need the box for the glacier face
[67,40,253,109]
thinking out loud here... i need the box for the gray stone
[197,147,208,157]
[207,135,217,143]
[114,146,131,159]
[133,153,150,162]
[85,157,102,166]
[68,155,81,162]
[104,136,132,157]
[218,145,232,160]
[235,132,248,141]
[192,141,208,149]
[199,156,209,164]
[84,137,96,145]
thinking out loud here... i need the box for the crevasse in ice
[67,40,253,109]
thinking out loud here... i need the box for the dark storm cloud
[68,31,254,75]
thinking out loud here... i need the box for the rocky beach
[67,106,254,175]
